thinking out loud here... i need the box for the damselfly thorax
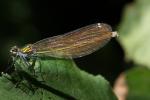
[10,23,118,60]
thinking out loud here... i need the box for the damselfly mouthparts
[10,23,118,62]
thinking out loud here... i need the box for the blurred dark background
[0,0,133,85]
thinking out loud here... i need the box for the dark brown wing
[32,23,116,58]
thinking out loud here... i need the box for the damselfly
[10,23,118,65]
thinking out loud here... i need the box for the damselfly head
[10,46,19,56]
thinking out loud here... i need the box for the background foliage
[118,0,150,99]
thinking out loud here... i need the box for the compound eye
[10,46,19,55]
[12,48,17,52]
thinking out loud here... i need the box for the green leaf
[0,57,117,100]
[118,0,150,68]
[126,67,150,100]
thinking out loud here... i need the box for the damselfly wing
[10,23,118,59]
